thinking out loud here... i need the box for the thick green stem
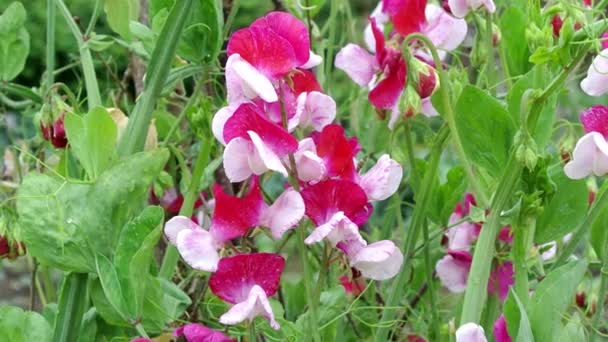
[249,321,257,342]
[55,0,101,109]
[119,0,194,156]
[513,219,534,306]
[404,33,490,207]
[374,125,449,342]
[52,273,89,342]
[591,235,608,342]
[159,139,212,279]
[46,0,55,92]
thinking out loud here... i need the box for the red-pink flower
[174,323,235,342]
[487,261,514,301]
[40,114,68,149]
[493,315,512,342]
[209,253,285,330]
[382,0,428,37]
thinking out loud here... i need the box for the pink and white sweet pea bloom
[435,250,472,293]
[346,239,404,280]
[581,50,608,96]
[358,154,403,201]
[445,194,480,251]
[174,323,235,342]
[565,105,608,179]
[216,103,298,182]
[209,253,285,330]
[456,323,488,342]
[447,0,496,19]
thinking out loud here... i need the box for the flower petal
[251,11,310,66]
[580,105,608,137]
[260,188,305,239]
[421,96,440,117]
[581,49,608,96]
[335,44,379,87]
[456,323,488,342]
[493,315,512,342]
[359,154,403,201]
[435,252,471,293]
[228,55,278,103]
[209,253,285,303]
[423,4,468,52]
[487,261,514,301]
[383,0,428,37]
[540,241,557,261]
[301,179,372,226]
[293,138,326,182]
[248,131,289,177]
[212,106,236,145]
[368,58,407,110]
[164,215,201,245]
[564,132,608,179]
[304,211,366,249]
[313,124,359,179]
[219,285,280,330]
[302,50,323,69]
[174,323,235,342]
[223,137,254,183]
[349,240,404,280]
[295,91,337,131]
[175,228,221,272]
[364,3,390,52]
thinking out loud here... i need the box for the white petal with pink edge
[564,132,608,179]
[423,4,468,52]
[348,240,404,280]
[435,254,470,293]
[293,138,325,182]
[455,322,488,342]
[335,44,379,87]
[301,50,323,69]
[293,92,336,132]
[219,285,280,330]
[359,154,403,201]
[227,54,278,103]
[364,3,389,52]
[175,228,221,272]
[260,189,305,239]
[164,215,201,245]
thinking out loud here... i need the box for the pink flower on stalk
[581,50,608,96]
[174,323,235,342]
[564,105,608,179]
[487,261,514,301]
[209,253,285,330]
[445,194,480,251]
[226,12,321,102]
[446,0,496,19]
[164,180,304,271]
[215,103,299,182]
[493,315,512,342]
[456,323,488,342]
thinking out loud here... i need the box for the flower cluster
[163,11,404,336]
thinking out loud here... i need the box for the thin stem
[422,220,439,340]
[46,0,55,92]
[403,121,419,185]
[484,12,495,96]
[85,0,102,37]
[403,33,490,207]
[591,237,608,342]
[513,219,534,306]
[160,80,203,147]
[248,321,257,342]
[159,139,213,279]
[55,0,101,109]
[223,0,240,38]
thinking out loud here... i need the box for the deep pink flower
[209,253,285,329]
[584,0,593,7]
[551,15,564,37]
[407,335,427,342]
[602,32,608,50]
[40,114,68,149]
[488,261,514,301]
[382,0,428,37]
[444,193,480,251]
[497,226,513,244]
[339,275,366,296]
[311,124,360,180]
[493,315,512,342]
[581,105,608,137]
[174,323,235,342]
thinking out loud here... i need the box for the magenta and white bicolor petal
[448,0,496,18]
[348,240,404,280]
[436,251,472,293]
[304,211,366,248]
[223,137,256,182]
[335,44,379,87]
[302,50,323,69]
[165,216,222,272]
[219,285,280,330]
[422,4,468,52]
[446,215,478,251]
[226,54,278,103]
[364,3,389,52]
[174,323,235,342]
[291,91,336,132]
[260,189,305,239]
[212,106,236,145]
[293,138,325,182]
[456,323,488,342]
[540,241,557,261]
[248,131,289,177]
[564,132,608,179]
[359,154,403,201]
[581,50,608,96]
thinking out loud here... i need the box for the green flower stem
[374,124,450,342]
[119,0,195,156]
[249,321,257,342]
[46,0,55,92]
[513,218,535,306]
[159,138,212,279]
[591,235,608,342]
[55,0,101,110]
[403,33,490,207]
[422,220,439,339]
[52,273,90,342]
[461,47,588,325]
[484,12,496,95]
[223,0,240,38]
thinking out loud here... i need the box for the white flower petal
[301,50,323,69]
[335,44,378,87]
[223,137,254,183]
[247,131,288,177]
[455,323,488,342]
[175,228,220,272]
[564,132,608,179]
[260,189,305,239]
[212,106,236,145]
[304,211,366,249]
[219,285,280,330]
[581,50,608,97]
[164,216,201,245]
[349,240,404,280]
[359,154,403,201]
[227,54,278,103]
[435,254,470,293]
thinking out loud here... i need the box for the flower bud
[400,85,422,118]
[492,24,502,46]
[39,97,72,149]
[551,15,564,37]
[411,58,439,99]
[576,291,587,309]
[0,235,26,260]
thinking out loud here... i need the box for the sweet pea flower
[445,193,480,251]
[456,323,488,342]
[382,0,428,38]
[446,0,496,19]
[164,180,303,271]
[174,323,235,342]
[581,50,608,96]
[435,250,472,292]
[564,105,608,179]
[493,315,512,342]
[209,253,285,330]
[487,261,514,301]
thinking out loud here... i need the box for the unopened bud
[400,85,422,118]
[492,24,502,46]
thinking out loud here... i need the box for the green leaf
[17,150,170,272]
[559,313,587,342]
[455,85,516,180]
[535,166,588,244]
[96,253,129,319]
[282,0,326,19]
[590,208,608,259]
[503,289,534,342]
[528,260,587,341]
[78,308,98,342]
[0,305,52,342]
[0,2,29,81]
[500,7,530,77]
[104,0,140,40]
[65,107,118,180]
[430,166,467,225]
[52,273,90,342]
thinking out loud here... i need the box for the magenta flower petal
[313,124,359,179]
[383,0,428,37]
[260,188,305,239]
[301,179,372,226]
[251,11,310,66]
[335,44,379,87]
[456,323,488,342]
[580,105,608,138]
[348,240,404,280]
[368,57,407,110]
[364,4,390,52]
[435,251,472,293]
[218,285,280,330]
[174,323,236,342]
[488,261,514,301]
[359,154,403,201]
[493,315,512,342]
[209,180,265,242]
[223,103,298,157]
[209,253,285,304]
